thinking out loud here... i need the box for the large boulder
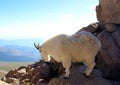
[96,0,120,24]
[49,66,113,85]
[97,26,120,80]
[5,69,17,79]
[76,22,120,81]
[76,22,104,36]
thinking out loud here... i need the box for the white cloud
[0,14,97,40]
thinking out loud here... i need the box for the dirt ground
[0,70,7,79]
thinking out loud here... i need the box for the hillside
[0,62,33,79]
[0,70,7,79]
[0,45,40,62]
[0,62,33,71]
[0,39,43,62]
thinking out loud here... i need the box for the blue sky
[0,0,99,40]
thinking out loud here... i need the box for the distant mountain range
[0,39,43,62]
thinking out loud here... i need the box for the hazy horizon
[0,0,98,42]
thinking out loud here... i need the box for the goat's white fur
[37,31,102,77]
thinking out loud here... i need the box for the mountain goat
[34,31,102,78]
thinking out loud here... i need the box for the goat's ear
[39,46,42,51]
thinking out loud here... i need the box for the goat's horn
[34,43,40,49]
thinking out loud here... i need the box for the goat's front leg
[62,57,71,78]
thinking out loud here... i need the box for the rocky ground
[0,59,120,85]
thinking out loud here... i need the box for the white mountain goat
[34,31,102,78]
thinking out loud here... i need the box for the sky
[0,0,99,40]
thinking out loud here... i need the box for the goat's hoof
[83,72,88,76]
[85,75,90,78]
[83,72,86,75]
[64,76,69,79]
[83,73,90,78]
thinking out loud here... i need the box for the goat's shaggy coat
[35,31,102,78]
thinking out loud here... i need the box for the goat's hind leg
[84,60,95,77]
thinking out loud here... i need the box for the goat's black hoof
[64,77,69,79]
[83,73,90,78]
[83,72,86,75]
[85,75,90,78]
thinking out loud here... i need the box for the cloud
[0,14,97,40]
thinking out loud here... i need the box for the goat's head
[34,43,50,61]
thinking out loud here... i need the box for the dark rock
[96,28,120,80]
[49,78,69,85]
[31,72,44,84]
[35,82,48,85]
[49,66,112,85]
[105,23,117,32]
[76,22,104,36]
[5,69,17,79]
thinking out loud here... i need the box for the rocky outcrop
[2,60,64,85]
[76,22,104,35]
[96,0,120,24]
[49,66,112,85]
[2,60,119,85]
[95,0,120,81]
[75,22,120,81]
[97,27,120,80]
